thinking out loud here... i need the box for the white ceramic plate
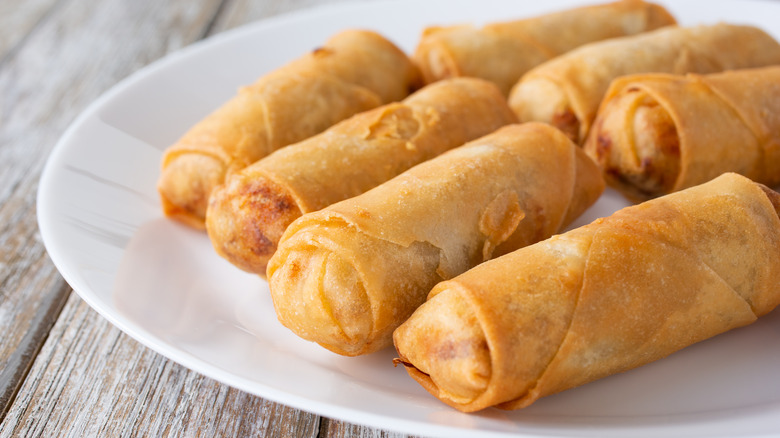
[37,0,780,436]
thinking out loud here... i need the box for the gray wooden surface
[0,0,419,436]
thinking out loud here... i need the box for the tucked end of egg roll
[158,29,420,228]
[206,173,303,274]
[585,67,780,201]
[159,153,226,230]
[269,221,442,356]
[207,78,517,275]
[395,173,780,412]
[584,84,681,200]
[393,285,492,405]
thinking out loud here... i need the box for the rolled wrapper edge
[584,76,683,200]
[394,282,495,412]
[268,218,375,356]
[270,214,442,356]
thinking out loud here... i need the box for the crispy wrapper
[206,78,517,274]
[508,24,780,143]
[266,123,604,356]
[394,173,780,412]
[158,30,421,229]
[583,66,780,201]
[415,0,675,95]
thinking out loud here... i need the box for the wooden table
[0,1,419,436]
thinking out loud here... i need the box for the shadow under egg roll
[394,173,780,412]
[266,123,604,356]
[415,0,675,95]
[583,66,780,201]
[206,78,518,275]
[158,29,421,229]
[507,23,780,144]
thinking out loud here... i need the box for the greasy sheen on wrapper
[394,173,780,412]
[267,123,604,356]
[508,23,780,143]
[415,0,675,95]
[158,30,421,229]
[584,66,780,201]
[206,78,517,275]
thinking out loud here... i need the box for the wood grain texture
[0,295,321,437]
[320,418,418,438]
[0,0,422,436]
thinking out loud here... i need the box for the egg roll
[206,78,517,274]
[508,23,780,143]
[394,172,780,412]
[158,29,421,229]
[415,0,675,95]
[266,123,604,356]
[583,66,780,201]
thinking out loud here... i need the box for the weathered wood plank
[0,0,223,422]
[319,417,423,438]
[0,294,322,437]
[0,258,69,422]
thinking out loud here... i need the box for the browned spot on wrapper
[237,179,301,260]
[247,229,274,257]
[596,132,612,161]
[658,122,680,157]
[552,110,580,143]
[641,157,655,172]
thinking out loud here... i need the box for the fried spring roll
[415,0,675,95]
[583,66,780,201]
[266,123,604,356]
[206,78,517,274]
[507,24,780,143]
[158,30,421,229]
[394,173,780,412]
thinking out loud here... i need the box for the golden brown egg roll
[158,30,421,229]
[414,0,675,95]
[583,66,780,201]
[266,123,604,356]
[507,23,780,143]
[206,78,517,275]
[394,172,780,412]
